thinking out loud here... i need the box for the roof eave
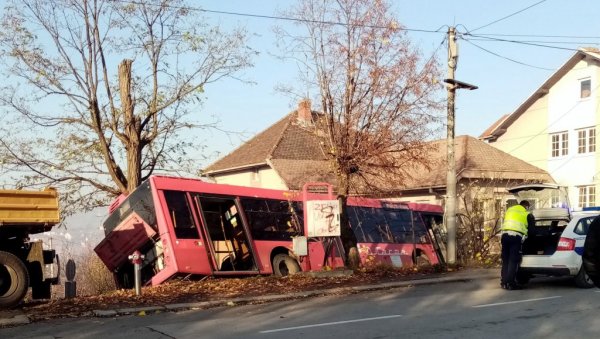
[486,49,599,138]
[203,162,270,176]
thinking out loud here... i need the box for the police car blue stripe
[575,247,584,255]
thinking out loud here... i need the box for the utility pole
[444,27,477,265]
[446,26,458,264]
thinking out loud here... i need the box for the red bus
[347,199,443,268]
[94,175,442,288]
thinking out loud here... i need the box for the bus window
[241,198,303,240]
[164,190,200,239]
[103,180,157,235]
[385,209,428,244]
[348,206,393,243]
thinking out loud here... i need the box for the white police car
[518,210,599,288]
[507,183,599,288]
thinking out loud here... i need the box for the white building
[481,48,600,210]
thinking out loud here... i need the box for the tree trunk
[337,171,359,269]
[119,59,141,193]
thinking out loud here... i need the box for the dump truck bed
[0,188,60,234]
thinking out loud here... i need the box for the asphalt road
[2,276,599,339]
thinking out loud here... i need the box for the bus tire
[414,254,431,266]
[272,254,300,277]
[0,251,30,308]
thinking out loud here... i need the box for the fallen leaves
[17,264,458,322]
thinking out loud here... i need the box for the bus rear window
[103,180,157,235]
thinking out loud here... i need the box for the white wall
[211,167,289,190]
[491,56,600,209]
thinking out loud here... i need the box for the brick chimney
[297,99,312,125]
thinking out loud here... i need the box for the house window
[581,79,591,98]
[551,132,568,157]
[578,127,596,154]
[578,185,596,208]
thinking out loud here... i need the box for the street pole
[446,26,458,264]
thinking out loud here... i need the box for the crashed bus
[94,175,442,288]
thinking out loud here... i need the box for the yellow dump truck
[0,188,60,308]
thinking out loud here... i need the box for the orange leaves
[19,265,455,321]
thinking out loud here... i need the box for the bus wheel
[272,254,300,277]
[414,254,430,267]
[0,251,30,308]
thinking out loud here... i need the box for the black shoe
[500,282,508,289]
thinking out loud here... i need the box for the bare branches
[279,0,444,197]
[0,0,254,214]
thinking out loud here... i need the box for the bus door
[419,212,446,264]
[162,190,213,274]
[194,195,259,274]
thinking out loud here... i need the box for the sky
[195,0,600,167]
[20,0,600,253]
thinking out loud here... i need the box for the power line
[467,37,600,46]
[110,0,445,34]
[199,8,444,33]
[463,33,580,52]
[470,0,548,32]
[473,33,600,39]
[461,38,554,71]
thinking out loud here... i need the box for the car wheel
[574,265,595,288]
[272,254,300,277]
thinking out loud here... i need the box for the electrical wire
[495,82,600,157]
[461,38,554,71]
[470,0,548,32]
[462,33,581,52]
[473,33,600,39]
[467,37,600,46]
[109,0,445,34]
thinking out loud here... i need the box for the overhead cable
[470,0,548,32]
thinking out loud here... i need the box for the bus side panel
[153,188,214,277]
[357,243,412,267]
[357,243,439,267]
[253,240,344,273]
[253,240,288,273]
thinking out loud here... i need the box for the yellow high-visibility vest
[502,204,529,235]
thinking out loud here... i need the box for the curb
[1,269,498,327]
[91,270,498,318]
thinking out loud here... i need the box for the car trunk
[507,184,571,257]
[522,216,569,256]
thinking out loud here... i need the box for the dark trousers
[501,233,523,285]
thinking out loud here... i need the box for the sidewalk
[1,268,500,327]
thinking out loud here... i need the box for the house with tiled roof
[203,100,334,190]
[204,101,553,206]
[480,47,600,209]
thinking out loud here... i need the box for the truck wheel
[575,265,595,288]
[272,254,300,277]
[0,251,30,308]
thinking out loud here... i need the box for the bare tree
[277,0,444,266]
[0,0,254,214]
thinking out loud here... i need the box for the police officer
[500,200,534,290]
[583,215,600,288]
